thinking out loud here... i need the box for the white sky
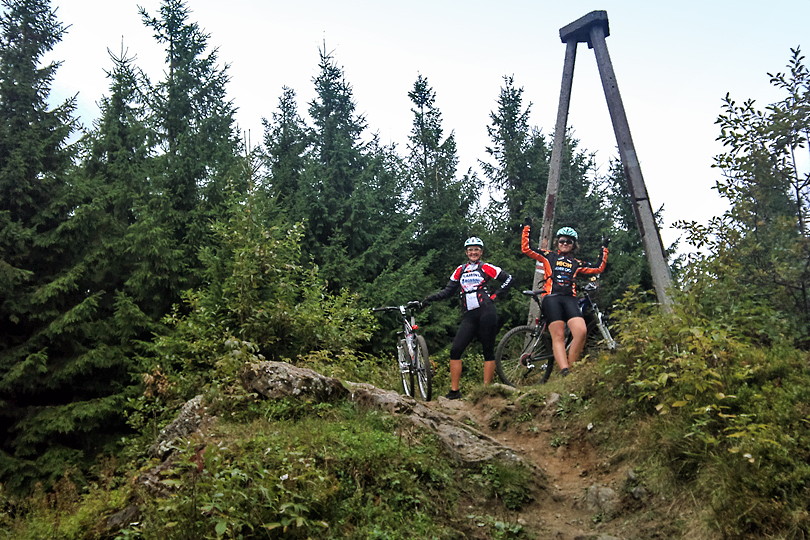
[46,0,809,250]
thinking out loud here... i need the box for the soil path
[240,361,646,538]
[427,389,631,540]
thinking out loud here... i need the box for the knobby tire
[398,339,415,397]
[414,335,432,401]
[495,325,554,387]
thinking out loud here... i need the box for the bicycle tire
[398,339,415,397]
[495,325,553,387]
[414,335,432,401]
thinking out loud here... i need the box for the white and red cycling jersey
[427,261,513,311]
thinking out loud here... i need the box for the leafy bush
[132,193,378,405]
[474,463,534,511]
[591,288,810,537]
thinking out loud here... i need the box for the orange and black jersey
[520,225,608,297]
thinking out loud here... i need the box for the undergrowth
[5,285,808,539]
[578,289,810,539]
[1,393,537,539]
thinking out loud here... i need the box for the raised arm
[521,224,552,273]
[577,245,609,276]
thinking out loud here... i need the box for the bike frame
[397,305,418,369]
[495,277,615,387]
[578,280,616,350]
[372,301,433,400]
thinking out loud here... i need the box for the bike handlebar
[521,290,543,298]
[371,300,423,313]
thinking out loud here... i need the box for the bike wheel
[539,333,556,384]
[495,325,553,387]
[398,339,415,397]
[413,335,432,401]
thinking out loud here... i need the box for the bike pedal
[525,363,535,370]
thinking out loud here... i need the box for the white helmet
[464,236,484,248]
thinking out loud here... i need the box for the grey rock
[631,486,648,500]
[348,382,534,468]
[241,361,349,402]
[105,504,140,531]
[148,394,208,459]
[585,484,620,515]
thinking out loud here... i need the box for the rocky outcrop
[347,381,531,467]
[240,360,349,402]
[130,359,543,518]
[148,394,210,459]
[242,361,536,468]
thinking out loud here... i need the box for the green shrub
[474,463,535,511]
[117,403,460,539]
[592,288,810,537]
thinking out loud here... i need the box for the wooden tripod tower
[530,10,673,321]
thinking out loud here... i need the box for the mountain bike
[372,300,433,401]
[495,277,615,387]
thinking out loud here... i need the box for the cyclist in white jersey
[423,236,513,399]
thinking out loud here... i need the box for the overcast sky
[46,0,809,250]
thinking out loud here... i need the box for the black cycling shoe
[444,389,462,400]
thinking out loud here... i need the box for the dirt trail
[428,390,632,540]
[239,361,649,538]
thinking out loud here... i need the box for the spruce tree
[481,77,551,326]
[0,0,125,491]
[481,75,549,233]
[403,75,480,345]
[262,81,410,349]
[135,0,241,313]
[593,158,652,308]
[304,47,393,291]
[262,86,310,215]
[407,74,474,264]
[75,47,160,362]
[349,136,412,302]
[306,47,365,241]
[0,0,75,293]
[482,76,629,325]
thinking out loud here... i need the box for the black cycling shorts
[541,294,582,323]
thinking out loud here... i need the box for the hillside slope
[429,389,661,539]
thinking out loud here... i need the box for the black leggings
[450,304,498,361]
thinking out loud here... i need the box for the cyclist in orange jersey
[520,220,608,375]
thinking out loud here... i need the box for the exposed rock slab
[148,394,209,459]
[240,360,349,402]
[347,381,531,467]
[241,361,534,468]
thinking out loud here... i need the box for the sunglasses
[557,238,574,245]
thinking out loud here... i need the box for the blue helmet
[556,227,578,240]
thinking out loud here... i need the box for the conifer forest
[1,0,808,538]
